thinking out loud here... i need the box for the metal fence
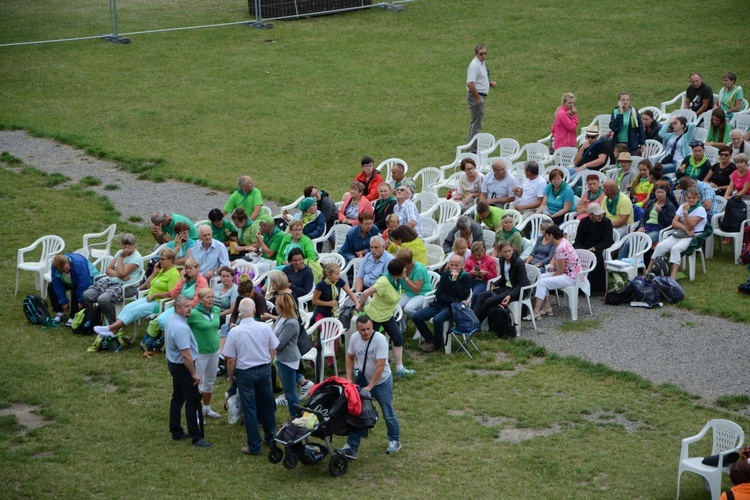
[0,0,409,47]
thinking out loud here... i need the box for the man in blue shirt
[355,236,394,291]
[339,213,380,263]
[165,296,211,448]
[191,225,230,280]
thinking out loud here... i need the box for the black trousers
[47,282,80,316]
[473,287,513,323]
[168,361,204,442]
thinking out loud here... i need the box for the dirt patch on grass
[581,410,642,433]
[32,451,55,459]
[498,424,565,444]
[84,374,118,393]
[0,404,49,436]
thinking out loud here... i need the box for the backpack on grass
[605,280,635,305]
[651,276,684,303]
[23,295,51,326]
[632,276,661,306]
[487,306,515,339]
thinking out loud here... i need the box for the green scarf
[552,181,569,198]
[686,156,708,179]
[587,187,603,202]
[687,201,702,214]
[375,196,396,215]
[501,227,520,239]
[386,274,403,294]
[606,192,620,215]
[301,211,316,226]
[195,303,216,320]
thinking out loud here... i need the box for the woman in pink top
[725,153,750,199]
[464,241,498,307]
[532,225,581,319]
[551,93,579,150]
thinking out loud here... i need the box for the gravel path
[2,130,746,407]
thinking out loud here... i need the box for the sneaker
[411,331,421,341]
[336,444,357,460]
[192,438,213,448]
[299,380,314,398]
[386,440,402,454]
[65,318,74,328]
[419,343,436,353]
[93,325,111,336]
[395,367,416,377]
[275,395,287,406]
[203,408,221,419]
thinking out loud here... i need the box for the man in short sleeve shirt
[684,73,714,114]
[466,44,496,152]
[223,176,263,221]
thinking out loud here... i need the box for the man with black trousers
[573,203,614,295]
[165,295,212,448]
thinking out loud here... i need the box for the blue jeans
[275,361,300,420]
[235,364,276,454]
[412,304,452,348]
[347,375,399,451]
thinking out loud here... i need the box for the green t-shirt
[617,110,631,144]
[237,221,260,246]
[495,229,523,252]
[164,214,198,240]
[187,305,221,354]
[223,188,263,219]
[475,206,505,231]
[261,227,285,260]
[398,262,433,297]
[211,219,237,243]
[365,275,402,322]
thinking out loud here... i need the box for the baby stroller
[268,377,377,476]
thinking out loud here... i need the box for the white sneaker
[203,408,221,419]
[386,440,402,454]
[275,395,287,406]
[412,332,421,341]
[299,381,314,398]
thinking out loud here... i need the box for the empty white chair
[676,419,744,500]
[341,257,363,288]
[16,235,65,297]
[696,109,713,129]
[436,223,455,250]
[412,167,444,194]
[414,191,440,214]
[660,91,686,115]
[693,127,708,143]
[423,200,462,226]
[457,132,495,166]
[79,224,117,260]
[602,232,651,290]
[517,214,553,242]
[487,137,521,162]
[377,158,408,184]
[301,318,344,383]
[517,142,552,167]
[557,249,596,321]
[506,264,541,336]
[312,224,351,254]
[420,217,440,244]
[643,139,664,164]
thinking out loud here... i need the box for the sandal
[540,308,554,316]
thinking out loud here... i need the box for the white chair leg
[569,292,578,321]
[688,254,696,281]
[443,320,452,354]
[699,251,706,274]
[15,269,20,295]
[733,237,742,264]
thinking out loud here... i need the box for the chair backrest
[615,232,652,261]
[277,196,304,217]
[693,127,708,143]
[194,219,210,228]
[483,229,495,249]
[560,220,580,244]
[231,260,259,279]
[414,192,440,214]
[425,243,446,267]
[309,317,344,346]
[730,113,750,131]
[428,200,462,225]
[544,165,571,183]
[589,114,612,136]
[420,217,439,240]
[575,248,596,274]
[82,223,117,259]
[463,132,495,155]
[518,214,553,242]
[696,109,713,129]
[343,257,363,287]
[524,264,541,286]
[713,196,727,214]
[259,206,272,217]
[438,171,462,192]
[640,106,663,122]
[660,91,686,115]
[519,142,550,163]
[643,139,664,160]
[703,145,719,166]
[670,108,697,123]
[377,158,408,184]
[413,167,444,194]
[19,235,66,268]
[331,224,351,253]
[427,271,441,290]
[707,419,745,455]
[493,138,521,161]
[437,223,454,248]
[550,147,578,167]
[318,253,346,269]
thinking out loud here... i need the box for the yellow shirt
[387,238,428,266]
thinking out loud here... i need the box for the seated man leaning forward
[412,254,472,353]
[151,211,198,245]
[336,314,403,459]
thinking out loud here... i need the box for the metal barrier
[0,0,409,47]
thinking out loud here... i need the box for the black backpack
[720,197,749,233]
[23,295,51,325]
[487,307,515,339]
[604,280,635,305]
[72,306,102,335]
[650,256,670,277]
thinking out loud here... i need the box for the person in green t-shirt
[151,211,198,244]
[187,287,222,419]
[207,208,237,244]
[222,176,263,221]
[474,201,504,231]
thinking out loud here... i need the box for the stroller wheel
[283,452,299,470]
[268,446,283,464]
[329,453,348,477]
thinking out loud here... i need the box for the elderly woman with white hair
[83,233,143,324]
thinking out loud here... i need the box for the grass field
[2,0,750,497]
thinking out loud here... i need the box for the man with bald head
[480,160,519,207]
[412,254,472,353]
[223,175,263,221]
[602,179,633,237]
[151,211,198,244]
[191,225,230,280]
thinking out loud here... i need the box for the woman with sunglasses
[704,145,736,196]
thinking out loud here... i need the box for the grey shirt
[165,313,198,364]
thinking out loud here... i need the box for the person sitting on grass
[49,252,99,322]
[493,213,523,256]
[93,248,180,348]
[464,241,498,307]
[647,187,707,280]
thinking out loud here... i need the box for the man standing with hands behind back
[466,44,496,152]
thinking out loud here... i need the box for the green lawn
[2,0,750,496]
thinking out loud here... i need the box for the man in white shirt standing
[466,44,496,152]
[513,161,547,217]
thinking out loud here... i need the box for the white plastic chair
[557,249,596,321]
[414,191,440,214]
[312,224,351,253]
[602,232,651,290]
[559,220,580,244]
[643,139,664,164]
[703,145,719,166]
[569,169,604,188]
[457,133,495,166]
[431,171,462,196]
[425,244,446,268]
[420,217,440,244]
[412,167,444,194]
[707,210,750,263]
[488,138,521,163]
[342,257,363,288]
[676,419,744,500]
[377,158,408,184]
[231,260,260,279]
[503,209,523,227]
[543,165,571,184]
[693,127,708,143]
[517,214,553,242]
[660,91,686,115]
[670,108,698,123]
[79,224,117,260]
[517,142,552,167]
[15,235,65,297]
[506,264,540,336]
[482,229,496,249]
[259,206,273,217]
[696,109,713,129]
[640,106,664,123]
[439,153,480,179]
[730,113,750,131]
[423,200,462,226]
[659,228,706,281]
[549,147,578,167]
[318,252,346,270]
[276,196,304,218]
[301,318,344,383]
[436,223,455,250]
